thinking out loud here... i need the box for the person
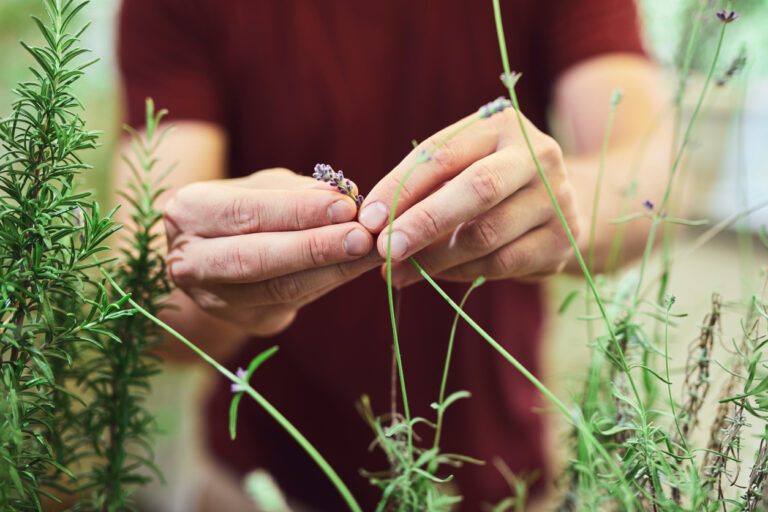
[117,0,669,509]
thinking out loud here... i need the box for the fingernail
[343,229,369,256]
[359,202,388,231]
[328,200,353,223]
[386,231,409,260]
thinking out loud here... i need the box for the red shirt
[119,1,643,509]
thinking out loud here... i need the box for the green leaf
[229,392,244,440]
[246,345,279,380]
[558,289,580,314]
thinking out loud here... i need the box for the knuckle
[429,139,459,173]
[304,233,333,267]
[228,195,260,233]
[491,245,528,277]
[167,253,193,284]
[537,135,564,170]
[264,274,302,304]
[460,218,499,252]
[384,173,416,207]
[212,244,255,281]
[412,207,442,241]
[469,164,504,204]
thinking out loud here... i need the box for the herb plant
[2,0,768,511]
[0,2,170,510]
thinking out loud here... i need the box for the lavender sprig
[716,9,738,23]
[313,163,364,207]
[231,367,248,393]
[478,96,513,119]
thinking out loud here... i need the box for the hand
[357,108,581,287]
[164,168,380,336]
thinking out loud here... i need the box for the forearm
[564,128,672,273]
[552,54,673,274]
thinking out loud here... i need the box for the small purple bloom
[478,96,512,119]
[499,71,521,89]
[716,9,738,23]
[313,163,364,207]
[231,367,248,393]
[73,206,84,226]
[417,149,432,163]
[643,200,654,210]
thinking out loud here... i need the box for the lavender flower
[73,206,84,226]
[716,9,738,23]
[499,71,521,89]
[231,367,248,393]
[642,199,654,210]
[478,96,513,119]
[417,149,432,163]
[716,49,747,86]
[313,163,364,207]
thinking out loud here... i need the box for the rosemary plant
[0,3,170,510]
[0,0,120,508]
[74,99,172,511]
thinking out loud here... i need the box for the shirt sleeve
[534,0,647,88]
[118,0,224,128]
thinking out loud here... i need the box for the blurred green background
[0,0,120,204]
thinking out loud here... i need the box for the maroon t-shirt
[119,2,644,509]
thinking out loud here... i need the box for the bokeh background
[1,1,767,510]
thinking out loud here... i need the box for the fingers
[432,221,571,282]
[387,186,554,286]
[185,251,381,312]
[168,223,374,285]
[373,148,536,261]
[165,181,359,239]
[358,111,502,233]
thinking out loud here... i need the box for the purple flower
[313,163,364,207]
[716,9,738,23]
[231,367,248,393]
[642,200,654,210]
[478,97,512,119]
[73,206,84,226]
[417,149,432,163]
[499,71,522,89]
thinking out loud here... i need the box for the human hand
[164,168,380,336]
[357,107,581,287]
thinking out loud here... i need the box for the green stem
[587,93,620,274]
[491,0,643,412]
[664,301,688,453]
[433,277,483,450]
[585,92,620,356]
[384,117,479,460]
[410,257,639,510]
[101,269,362,512]
[631,9,731,305]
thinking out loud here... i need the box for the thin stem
[491,0,642,409]
[632,9,731,305]
[585,92,620,352]
[410,257,640,510]
[384,117,479,459]
[664,301,689,453]
[587,92,621,274]
[101,269,362,512]
[433,277,483,450]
